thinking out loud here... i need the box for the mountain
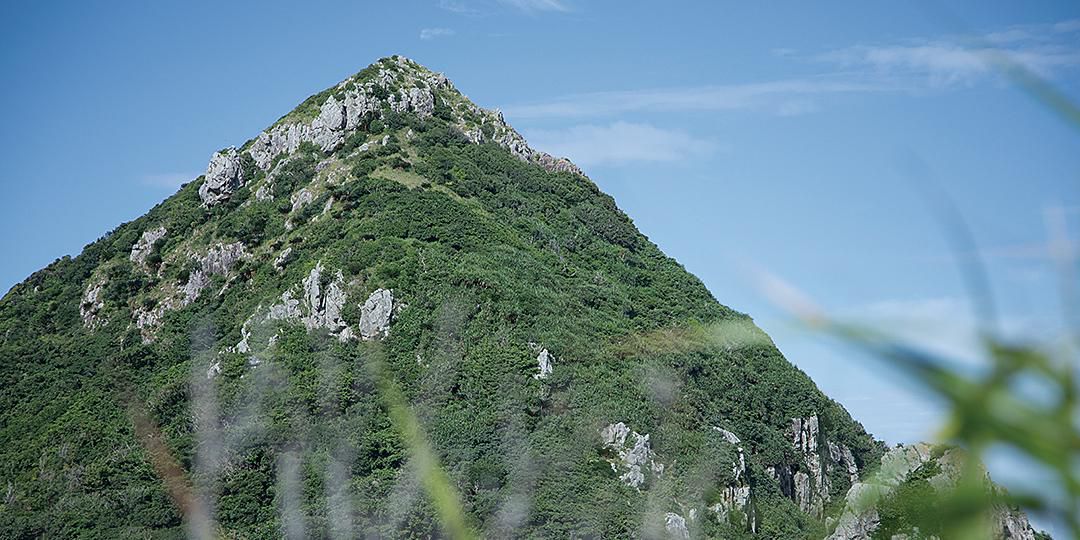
[0,56,1041,539]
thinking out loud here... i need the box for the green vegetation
[5,58,1015,540]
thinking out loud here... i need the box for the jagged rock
[290,188,314,212]
[268,290,302,321]
[180,242,246,305]
[997,508,1037,540]
[664,512,690,540]
[207,360,222,379]
[709,427,755,530]
[266,262,353,341]
[273,247,293,270]
[829,441,860,485]
[129,226,166,268]
[198,148,245,206]
[299,262,348,334]
[241,57,581,180]
[827,444,933,540]
[235,321,252,354]
[134,302,169,337]
[80,280,106,328]
[827,444,1038,540]
[771,414,861,518]
[255,182,273,201]
[534,348,553,379]
[783,414,828,516]
[358,288,393,340]
[600,422,664,489]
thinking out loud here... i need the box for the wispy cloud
[141,172,195,190]
[816,20,1080,87]
[438,0,479,14]
[497,0,570,13]
[522,121,717,167]
[420,28,456,41]
[501,79,877,119]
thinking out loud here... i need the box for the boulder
[198,148,245,206]
[358,288,394,340]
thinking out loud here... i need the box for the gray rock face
[827,443,1038,540]
[290,188,314,212]
[791,414,828,516]
[299,262,349,335]
[273,247,293,270]
[80,280,106,328]
[664,512,690,540]
[769,414,861,518]
[534,348,553,379]
[600,422,664,489]
[207,360,222,379]
[458,105,584,177]
[268,262,353,341]
[129,226,166,269]
[180,242,247,305]
[829,441,859,485]
[709,427,755,531]
[241,57,581,182]
[996,508,1037,540]
[268,290,303,321]
[358,288,394,340]
[827,444,934,540]
[198,148,245,206]
[247,60,445,170]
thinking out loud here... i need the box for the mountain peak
[198,56,580,207]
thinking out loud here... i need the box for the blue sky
[2,0,1078,533]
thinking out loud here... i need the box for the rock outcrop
[358,288,393,340]
[533,348,553,379]
[133,242,247,341]
[709,427,755,531]
[768,414,860,518]
[79,280,105,329]
[129,226,166,269]
[179,242,247,305]
[215,56,580,196]
[198,148,245,206]
[268,262,354,341]
[600,422,664,489]
[664,512,690,540]
[828,443,1039,540]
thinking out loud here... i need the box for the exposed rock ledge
[197,56,582,207]
[267,261,353,341]
[827,443,1038,540]
[600,422,665,489]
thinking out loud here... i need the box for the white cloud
[497,0,570,12]
[817,20,1080,87]
[438,0,478,14]
[141,173,195,190]
[522,121,716,167]
[501,79,876,119]
[419,28,455,40]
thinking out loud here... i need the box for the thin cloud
[522,121,717,167]
[497,0,570,13]
[438,0,479,14]
[420,28,456,40]
[501,79,878,119]
[816,19,1080,87]
[141,173,195,190]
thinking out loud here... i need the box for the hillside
[0,56,1038,539]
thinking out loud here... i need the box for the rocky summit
[0,56,1043,539]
